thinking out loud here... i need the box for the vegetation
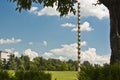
[1,56,120,80]
[0,54,77,71]
[0,70,51,80]
[9,0,77,16]
[15,70,51,80]
[78,62,120,80]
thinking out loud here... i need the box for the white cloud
[43,42,86,60]
[4,48,20,57]
[24,49,39,61]
[43,43,77,60]
[30,6,59,16]
[38,7,59,16]
[81,22,94,31]
[29,0,109,19]
[4,48,39,59]
[43,41,48,46]
[28,42,33,45]
[43,52,54,59]
[81,41,87,46]
[81,48,110,65]
[4,48,13,53]
[61,23,76,28]
[72,21,94,32]
[79,0,109,19]
[62,21,93,32]
[0,38,22,44]
[43,42,110,65]
[29,7,38,13]
[13,51,20,57]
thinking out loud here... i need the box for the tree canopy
[9,0,77,16]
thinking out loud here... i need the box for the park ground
[8,70,78,80]
[46,71,78,80]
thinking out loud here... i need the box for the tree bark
[109,5,120,64]
[99,0,120,64]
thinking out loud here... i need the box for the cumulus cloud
[29,7,38,13]
[43,41,48,46]
[79,0,109,19]
[81,41,87,46]
[72,21,94,32]
[61,23,76,28]
[3,48,39,60]
[43,42,110,65]
[4,48,13,53]
[43,43,77,60]
[28,42,33,45]
[62,22,93,32]
[38,7,59,16]
[4,48,20,57]
[29,0,109,19]
[0,38,22,44]
[30,6,59,16]
[24,49,39,61]
[81,48,110,65]
[43,41,87,60]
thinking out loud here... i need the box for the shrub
[0,70,11,80]
[0,70,51,80]
[14,70,51,80]
[78,63,120,80]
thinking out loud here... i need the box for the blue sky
[0,0,110,65]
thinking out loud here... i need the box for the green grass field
[7,70,78,80]
[46,71,78,80]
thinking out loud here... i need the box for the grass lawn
[46,71,78,80]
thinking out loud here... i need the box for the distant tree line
[0,54,77,71]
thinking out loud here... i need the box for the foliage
[0,70,11,80]
[9,0,77,16]
[15,70,51,80]
[0,60,3,69]
[0,55,77,71]
[78,63,120,80]
[0,70,51,80]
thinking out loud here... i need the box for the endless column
[77,2,81,72]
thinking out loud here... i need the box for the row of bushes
[0,70,51,80]
[78,63,120,80]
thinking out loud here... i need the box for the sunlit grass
[7,70,78,80]
[46,71,78,80]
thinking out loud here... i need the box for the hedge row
[78,64,120,80]
[0,70,51,80]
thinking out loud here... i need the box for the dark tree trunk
[109,5,120,64]
[99,0,120,64]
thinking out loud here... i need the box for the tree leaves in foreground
[9,0,77,16]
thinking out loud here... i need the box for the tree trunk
[109,5,120,64]
[99,0,120,64]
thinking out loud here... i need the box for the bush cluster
[78,63,120,80]
[0,70,51,80]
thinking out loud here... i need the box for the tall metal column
[77,2,81,72]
